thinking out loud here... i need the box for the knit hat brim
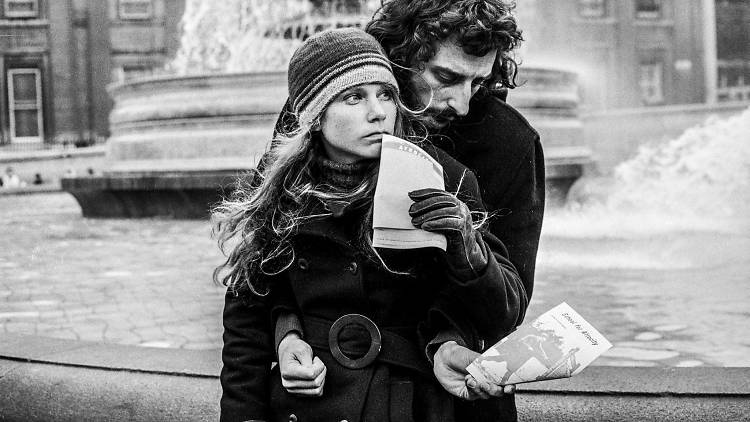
[298,63,399,126]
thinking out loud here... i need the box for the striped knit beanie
[288,27,399,126]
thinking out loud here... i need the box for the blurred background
[0,0,748,369]
[0,0,747,152]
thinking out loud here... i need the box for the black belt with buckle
[302,314,433,378]
[329,314,382,369]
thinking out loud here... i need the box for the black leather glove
[408,188,488,279]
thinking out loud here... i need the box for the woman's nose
[367,100,387,122]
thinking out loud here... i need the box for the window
[717,61,750,102]
[7,68,44,143]
[635,0,662,19]
[118,0,152,20]
[638,62,664,105]
[3,0,39,18]
[578,0,607,18]
[117,64,154,82]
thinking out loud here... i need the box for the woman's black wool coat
[220,146,528,422]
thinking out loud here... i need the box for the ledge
[0,182,61,196]
[0,146,106,163]
[0,333,221,422]
[60,172,243,218]
[1,333,748,421]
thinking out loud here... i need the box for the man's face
[406,38,497,129]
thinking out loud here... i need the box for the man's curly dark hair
[366,0,523,90]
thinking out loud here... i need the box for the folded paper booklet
[372,134,447,250]
[467,302,612,385]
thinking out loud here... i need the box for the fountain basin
[62,72,285,218]
[63,68,590,217]
[1,332,747,421]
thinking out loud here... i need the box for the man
[270,1,543,420]
[364,0,544,419]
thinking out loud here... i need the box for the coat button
[297,258,309,270]
[346,262,358,275]
[289,414,298,422]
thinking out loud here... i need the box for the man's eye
[435,72,456,84]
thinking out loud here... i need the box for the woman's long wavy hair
[212,84,416,296]
[366,0,524,91]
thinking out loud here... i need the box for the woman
[214,28,520,422]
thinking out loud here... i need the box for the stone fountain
[62,0,590,217]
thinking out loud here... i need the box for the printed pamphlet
[467,302,612,385]
[372,134,447,250]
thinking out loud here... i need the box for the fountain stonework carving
[62,0,590,217]
[62,67,589,217]
[62,72,287,218]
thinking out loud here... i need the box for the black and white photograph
[0,0,748,421]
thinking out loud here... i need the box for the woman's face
[319,83,397,164]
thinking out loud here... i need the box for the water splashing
[546,106,750,239]
[169,0,377,75]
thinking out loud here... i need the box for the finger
[408,188,449,201]
[282,366,326,390]
[409,196,457,217]
[414,213,464,229]
[281,359,325,381]
[410,201,461,219]
[311,356,326,378]
[465,376,491,400]
[503,384,516,395]
[284,380,324,396]
[478,380,504,397]
[286,385,325,396]
[285,364,326,396]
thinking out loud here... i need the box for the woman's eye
[378,90,393,101]
[343,94,362,104]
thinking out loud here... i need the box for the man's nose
[446,83,473,116]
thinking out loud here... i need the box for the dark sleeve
[486,129,544,303]
[221,103,298,421]
[442,94,545,308]
[220,290,274,422]
[274,312,304,354]
[429,166,529,350]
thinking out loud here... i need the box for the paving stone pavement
[1,192,226,350]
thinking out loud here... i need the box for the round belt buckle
[328,313,382,369]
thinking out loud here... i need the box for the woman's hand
[408,188,488,279]
[433,341,515,400]
[277,332,327,396]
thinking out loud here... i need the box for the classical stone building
[1,0,747,148]
[716,0,750,102]
[519,0,748,111]
[0,0,184,148]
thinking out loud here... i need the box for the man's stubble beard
[401,82,455,131]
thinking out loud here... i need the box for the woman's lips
[362,132,387,141]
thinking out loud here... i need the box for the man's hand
[433,341,516,400]
[277,333,326,396]
[409,188,488,279]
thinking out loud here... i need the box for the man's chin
[424,115,450,130]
